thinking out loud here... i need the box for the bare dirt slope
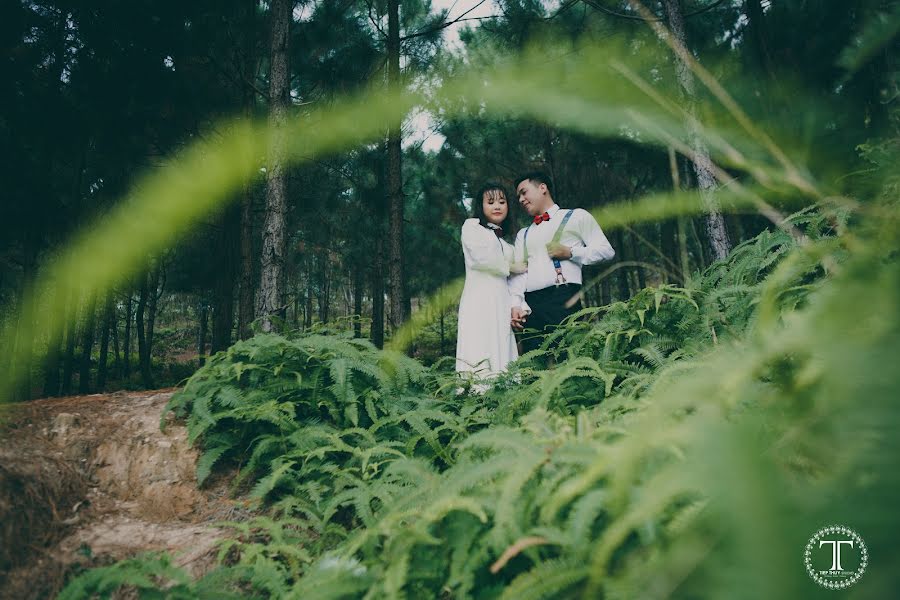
[0,389,254,600]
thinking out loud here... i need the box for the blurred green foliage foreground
[2,12,896,599]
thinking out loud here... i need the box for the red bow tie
[533,212,551,225]
[492,227,504,238]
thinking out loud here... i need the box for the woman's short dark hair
[472,182,513,236]
[514,171,554,198]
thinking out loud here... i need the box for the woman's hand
[508,261,528,275]
[511,307,527,331]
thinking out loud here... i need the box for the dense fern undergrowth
[60,200,900,599]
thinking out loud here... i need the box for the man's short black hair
[514,171,554,197]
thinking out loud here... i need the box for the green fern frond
[251,459,298,501]
[498,558,588,600]
[57,553,193,600]
[197,444,230,486]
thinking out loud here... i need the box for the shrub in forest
[163,333,493,531]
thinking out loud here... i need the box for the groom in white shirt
[509,171,615,354]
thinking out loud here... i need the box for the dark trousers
[520,284,582,355]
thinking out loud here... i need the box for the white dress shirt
[509,204,615,308]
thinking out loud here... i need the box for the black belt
[524,283,581,300]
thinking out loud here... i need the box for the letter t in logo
[820,540,854,571]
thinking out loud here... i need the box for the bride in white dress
[456,184,526,385]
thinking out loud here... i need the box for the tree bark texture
[212,204,239,352]
[660,0,732,261]
[96,292,114,391]
[256,0,291,333]
[386,0,406,331]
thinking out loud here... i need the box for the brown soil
[0,389,256,600]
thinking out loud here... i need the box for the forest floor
[0,388,256,599]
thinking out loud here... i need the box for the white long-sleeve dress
[456,219,518,380]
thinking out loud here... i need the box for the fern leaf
[197,444,230,486]
[498,558,588,600]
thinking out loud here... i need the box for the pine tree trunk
[745,0,775,78]
[239,186,255,339]
[353,266,363,338]
[136,275,147,386]
[612,230,629,300]
[237,1,259,342]
[619,230,639,294]
[11,303,31,399]
[629,231,647,289]
[661,220,677,283]
[0,277,10,384]
[78,293,98,394]
[11,242,38,400]
[386,0,406,332]
[584,284,598,308]
[677,217,691,284]
[237,80,256,340]
[111,300,121,376]
[212,205,239,352]
[319,256,330,324]
[198,303,209,366]
[61,289,79,396]
[43,283,64,397]
[97,292,114,391]
[729,213,747,245]
[660,0,732,261]
[304,270,313,329]
[256,0,291,333]
[123,292,132,378]
[371,234,385,349]
[143,264,162,388]
[690,217,709,270]
[667,147,691,285]
[439,310,445,355]
[43,331,62,398]
[626,272,638,298]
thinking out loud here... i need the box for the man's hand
[511,307,527,331]
[547,242,572,260]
